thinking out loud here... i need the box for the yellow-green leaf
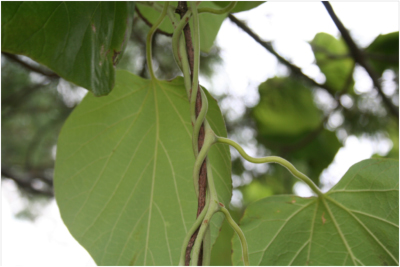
[232,158,399,265]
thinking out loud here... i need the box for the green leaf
[310,33,355,92]
[365,32,399,76]
[54,70,231,265]
[212,1,265,13]
[232,158,399,265]
[136,2,225,53]
[252,77,322,143]
[1,2,135,96]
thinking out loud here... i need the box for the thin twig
[228,14,337,97]
[322,2,399,119]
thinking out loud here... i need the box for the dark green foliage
[366,32,399,76]
[2,2,135,96]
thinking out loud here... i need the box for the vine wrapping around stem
[190,201,219,266]
[153,2,249,265]
[179,196,210,266]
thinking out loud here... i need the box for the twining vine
[143,1,325,265]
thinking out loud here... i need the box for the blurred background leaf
[310,32,355,93]
[366,32,399,77]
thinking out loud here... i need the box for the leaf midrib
[144,81,160,265]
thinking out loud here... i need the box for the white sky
[2,2,399,266]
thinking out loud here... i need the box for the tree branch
[2,52,59,79]
[228,14,337,97]
[2,168,54,197]
[322,2,399,119]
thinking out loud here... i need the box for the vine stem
[146,2,169,80]
[170,2,249,265]
[172,9,192,71]
[190,201,218,266]
[192,124,215,197]
[216,136,324,198]
[218,204,249,266]
[175,2,209,265]
[191,158,220,265]
[202,226,211,266]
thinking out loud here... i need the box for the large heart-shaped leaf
[232,158,399,265]
[1,2,135,96]
[54,70,231,265]
[310,33,355,92]
[136,2,225,53]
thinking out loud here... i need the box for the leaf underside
[232,158,399,266]
[54,70,232,265]
[1,1,134,96]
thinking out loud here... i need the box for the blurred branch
[228,14,337,97]
[2,52,59,79]
[2,167,54,197]
[323,2,399,119]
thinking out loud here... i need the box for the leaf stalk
[146,2,169,80]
